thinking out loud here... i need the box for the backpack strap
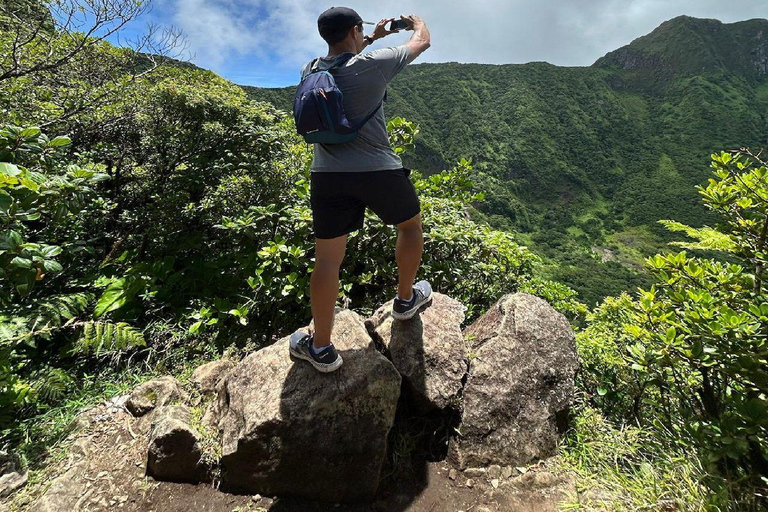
[353,100,382,131]
[303,53,356,80]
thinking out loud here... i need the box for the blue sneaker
[289,330,343,373]
[392,280,433,320]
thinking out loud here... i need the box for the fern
[74,321,146,357]
[32,366,73,403]
[659,220,738,253]
[29,292,92,337]
[0,315,28,344]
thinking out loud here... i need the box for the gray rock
[29,438,93,512]
[201,398,220,429]
[126,376,188,417]
[146,405,204,484]
[217,309,401,502]
[0,451,27,498]
[463,467,486,478]
[366,293,468,413]
[453,293,578,469]
[487,464,501,480]
[191,359,235,395]
[104,393,130,414]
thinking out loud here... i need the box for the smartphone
[389,19,408,31]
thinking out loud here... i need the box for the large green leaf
[42,260,62,273]
[94,278,130,318]
[48,136,71,148]
[10,257,32,269]
[0,190,11,214]
[0,163,22,177]
[20,127,41,139]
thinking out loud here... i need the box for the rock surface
[30,438,93,512]
[366,293,468,413]
[453,293,578,469]
[0,451,27,498]
[126,376,188,417]
[191,359,234,395]
[216,309,402,502]
[146,405,204,483]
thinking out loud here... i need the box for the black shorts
[310,168,421,239]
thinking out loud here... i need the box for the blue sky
[109,0,768,88]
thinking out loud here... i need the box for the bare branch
[0,0,164,82]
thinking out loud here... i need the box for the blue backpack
[293,53,383,144]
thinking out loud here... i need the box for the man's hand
[400,14,425,31]
[371,18,400,41]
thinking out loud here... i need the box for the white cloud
[168,0,768,74]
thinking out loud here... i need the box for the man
[289,7,433,373]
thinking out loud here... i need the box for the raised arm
[401,15,431,64]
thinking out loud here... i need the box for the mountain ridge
[594,15,768,80]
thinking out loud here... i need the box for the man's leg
[395,213,423,301]
[310,234,348,349]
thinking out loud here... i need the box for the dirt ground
[3,398,580,512]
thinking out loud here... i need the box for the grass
[555,406,742,512]
[189,393,223,462]
[605,225,667,269]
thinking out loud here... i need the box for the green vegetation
[570,151,768,509]
[559,407,714,511]
[0,0,579,484]
[3,2,768,510]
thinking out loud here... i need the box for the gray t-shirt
[302,44,411,172]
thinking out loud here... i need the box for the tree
[616,150,768,503]
[0,0,187,131]
[0,0,184,82]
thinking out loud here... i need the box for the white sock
[397,293,414,302]
[312,343,329,354]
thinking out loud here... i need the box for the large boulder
[146,405,205,484]
[366,293,468,413]
[453,293,578,469]
[216,309,401,502]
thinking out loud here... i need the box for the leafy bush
[0,125,146,428]
[575,294,649,421]
[581,150,768,506]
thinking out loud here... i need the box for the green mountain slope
[243,16,768,304]
[595,16,768,79]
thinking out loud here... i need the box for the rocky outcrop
[82,292,579,505]
[452,293,578,469]
[366,293,468,413]
[30,438,93,512]
[216,309,402,502]
[146,405,205,483]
